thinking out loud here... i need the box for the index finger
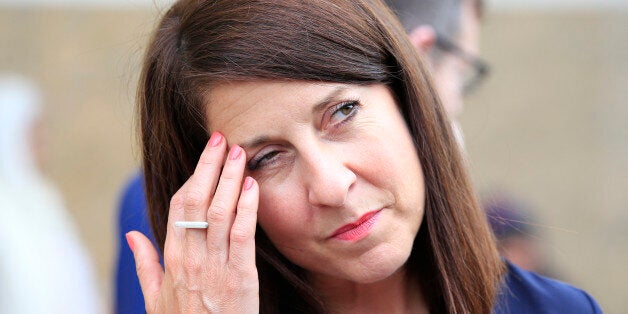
[181,132,228,245]
[163,132,226,256]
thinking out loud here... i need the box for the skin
[128,134,260,313]
[445,0,480,146]
[128,81,428,313]
[432,0,480,118]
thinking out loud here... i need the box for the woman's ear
[408,25,437,54]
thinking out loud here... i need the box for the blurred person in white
[0,75,100,313]
[385,0,487,146]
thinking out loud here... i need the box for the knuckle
[221,171,238,181]
[198,151,217,166]
[224,270,257,295]
[181,254,203,277]
[225,276,244,295]
[201,297,220,313]
[171,274,187,291]
[237,203,254,216]
[170,192,185,209]
[230,227,251,244]
[183,188,205,209]
[208,202,229,223]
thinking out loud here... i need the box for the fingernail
[243,176,254,191]
[229,145,243,160]
[126,233,135,253]
[209,132,222,147]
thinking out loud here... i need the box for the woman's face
[206,81,425,284]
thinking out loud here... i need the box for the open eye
[327,101,359,127]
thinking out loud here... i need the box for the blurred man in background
[385,0,488,145]
[385,0,549,275]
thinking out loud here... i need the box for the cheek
[256,181,310,244]
[360,120,422,184]
[367,119,425,213]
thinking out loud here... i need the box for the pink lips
[330,209,382,242]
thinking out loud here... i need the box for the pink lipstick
[330,209,382,242]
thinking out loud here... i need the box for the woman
[126,0,601,313]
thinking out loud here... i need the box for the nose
[301,144,357,208]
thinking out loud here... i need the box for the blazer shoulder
[494,261,603,314]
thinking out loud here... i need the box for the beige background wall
[0,6,626,313]
[462,12,627,312]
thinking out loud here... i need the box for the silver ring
[174,221,209,229]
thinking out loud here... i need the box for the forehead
[204,81,366,144]
[207,80,320,120]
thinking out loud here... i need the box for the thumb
[126,231,163,305]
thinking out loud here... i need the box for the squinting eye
[247,150,280,171]
[329,101,359,126]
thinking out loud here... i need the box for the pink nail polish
[229,145,243,160]
[209,132,222,147]
[126,233,135,252]
[243,177,254,191]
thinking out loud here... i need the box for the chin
[342,242,413,284]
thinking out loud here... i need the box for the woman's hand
[126,132,260,313]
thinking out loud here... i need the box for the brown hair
[138,0,504,312]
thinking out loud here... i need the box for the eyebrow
[240,85,350,150]
[312,85,349,115]
[241,135,271,150]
